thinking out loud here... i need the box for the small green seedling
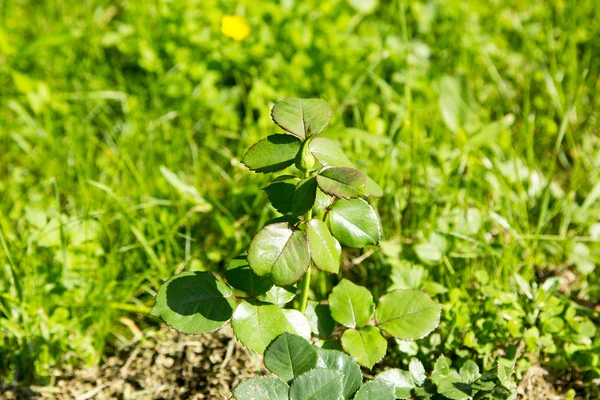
[151,98,443,394]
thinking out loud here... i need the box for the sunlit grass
[0,0,598,392]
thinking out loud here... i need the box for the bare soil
[1,325,263,399]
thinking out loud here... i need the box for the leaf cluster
[151,99,442,376]
[233,333,517,400]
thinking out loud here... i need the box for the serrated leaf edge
[241,134,301,173]
[375,289,442,341]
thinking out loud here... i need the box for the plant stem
[299,170,313,314]
[299,263,312,314]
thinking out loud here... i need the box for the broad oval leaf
[231,301,288,354]
[242,134,302,173]
[309,137,353,167]
[375,290,442,340]
[459,360,481,384]
[305,301,335,338]
[353,380,395,400]
[309,137,383,197]
[328,199,381,248]
[283,309,312,340]
[409,358,427,386]
[291,177,317,217]
[225,255,273,296]
[317,167,366,199]
[307,219,341,274]
[316,349,362,400]
[264,333,318,382]
[289,369,345,400]
[341,326,387,369]
[329,279,375,328]
[374,369,415,399]
[150,271,235,334]
[437,378,473,400]
[431,355,452,384]
[233,376,289,400]
[271,98,333,139]
[247,222,310,286]
[264,175,299,214]
[258,285,296,306]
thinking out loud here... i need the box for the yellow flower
[221,15,250,41]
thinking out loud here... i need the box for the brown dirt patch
[1,325,263,399]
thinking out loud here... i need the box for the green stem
[299,263,312,314]
[299,170,313,314]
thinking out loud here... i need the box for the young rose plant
[151,98,443,398]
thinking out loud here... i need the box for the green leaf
[413,385,436,399]
[231,301,289,354]
[242,134,302,173]
[309,137,353,167]
[305,301,335,338]
[570,242,595,274]
[225,255,273,296]
[264,333,318,382]
[319,340,343,351]
[374,369,415,399]
[414,233,448,265]
[437,378,472,400]
[328,199,381,248]
[309,137,383,197]
[430,355,468,400]
[375,290,441,340]
[291,177,317,217]
[317,167,366,199]
[459,360,481,384]
[306,219,341,274]
[364,176,384,198]
[329,279,375,328]
[543,316,565,334]
[471,376,497,392]
[388,261,425,291]
[414,243,442,265]
[233,376,289,400]
[496,359,516,390]
[312,188,334,215]
[258,285,296,306]
[316,349,362,400]
[283,309,312,340]
[247,222,310,286]
[409,358,426,386]
[353,380,395,400]
[151,271,235,334]
[289,369,345,400]
[487,386,516,399]
[271,98,333,139]
[341,326,387,369]
[264,175,299,214]
[431,355,452,384]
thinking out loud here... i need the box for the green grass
[1,0,599,394]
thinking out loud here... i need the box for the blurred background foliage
[0,0,599,395]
